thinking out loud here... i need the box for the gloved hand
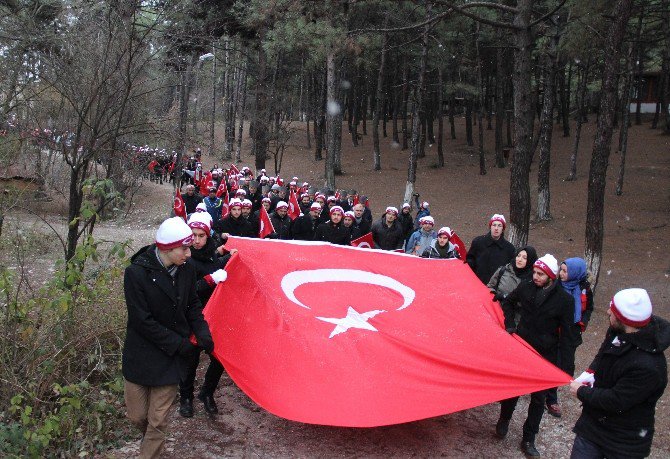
[574,370,595,387]
[493,292,506,302]
[204,269,227,286]
[177,339,197,356]
[198,336,214,354]
[578,321,586,332]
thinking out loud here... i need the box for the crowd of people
[121,160,669,459]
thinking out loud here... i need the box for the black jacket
[574,316,670,458]
[214,215,255,238]
[466,233,515,284]
[292,214,319,241]
[187,238,230,303]
[122,245,213,386]
[314,220,351,245]
[181,192,203,215]
[397,211,414,241]
[502,279,579,373]
[371,217,404,250]
[270,212,293,240]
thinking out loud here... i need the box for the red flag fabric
[350,232,374,249]
[199,171,213,196]
[215,180,227,198]
[352,195,359,206]
[220,193,230,219]
[229,163,240,175]
[450,231,468,261]
[204,238,571,428]
[288,190,301,220]
[173,188,187,221]
[258,206,275,239]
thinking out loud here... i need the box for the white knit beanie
[156,217,194,250]
[610,288,652,327]
[187,212,211,235]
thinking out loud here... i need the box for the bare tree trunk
[495,31,505,168]
[325,51,341,189]
[252,37,269,171]
[235,61,248,162]
[616,43,635,196]
[537,28,559,222]
[567,59,590,181]
[401,62,410,150]
[465,98,473,146]
[437,67,445,168]
[373,15,389,171]
[315,71,326,161]
[585,0,634,289]
[404,8,429,203]
[392,59,400,143]
[507,0,535,248]
[476,24,486,175]
[449,95,456,139]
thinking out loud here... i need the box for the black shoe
[546,403,562,418]
[495,418,510,439]
[521,441,541,457]
[198,393,219,415]
[179,398,194,418]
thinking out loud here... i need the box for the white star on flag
[316,306,386,339]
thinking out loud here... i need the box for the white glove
[209,269,227,284]
[574,371,595,388]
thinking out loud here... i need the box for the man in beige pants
[122,217,213,458]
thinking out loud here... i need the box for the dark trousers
[570,434,643,459]
[179,350,224,400]
[500,389,547,442]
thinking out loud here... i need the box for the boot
[198,392,219,415]
[520,440,541,457]
[179,398,194,418]
[495,418,510,439]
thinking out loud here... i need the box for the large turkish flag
[204,238,571,427]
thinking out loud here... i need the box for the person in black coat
[122,217,213,458]
[181,184,203,215]
[466,213,516,284]
[270,201,293,239]
[397,203,414,245]
[314,206,351,245]
[371,206,404,250]
[293,202,322,241]
[495,254,579,458]
[213,199,255,238]
[352,203,372,235]
[569,288,669,459]
[178,213,234,417]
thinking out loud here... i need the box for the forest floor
[9,116,668,458]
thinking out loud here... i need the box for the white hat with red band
[385,206,398,216]
[419,216,435,226]
[156,217,194,250]
[489,213,506,229]
[276,201,289,210]
[187,212,211,235]
[330,205,344,215]
[534,254,558,280]
[610,288,652,328]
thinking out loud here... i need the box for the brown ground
[95,117,669,458]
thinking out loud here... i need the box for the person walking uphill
[122,217,213,459]
[467,214,516,284]
[569,288,669,459]
[495,254,579,458]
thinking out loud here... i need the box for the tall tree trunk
[476,24,486,175]
[559,61,570,137]
[325,51,341,189]
[465,98,474,146]
[373,15,389,171]
[437,67,445,167]
[401,62,410,150]
[507,0,535,248]
[252,37,269,171]
[235,61,248,162]
[315,71,326,161]
[392,58,400,143]
[585,0,634,289]
[495,32,505,168]
[616,43,635,196]
[567,59,590,181]
[661,1,670,133]
[537,28,559,222]
[404,7,429,203]
[633,4,645,126]
[449,95,456,139]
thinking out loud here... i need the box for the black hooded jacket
[574,316,670,458]
[187,238,231,303]
[122,245,213,386]
[466,232,516,284]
